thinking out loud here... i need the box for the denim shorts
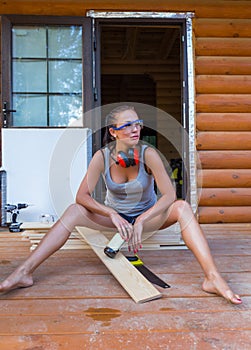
[118,212,139,225]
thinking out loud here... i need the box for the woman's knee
[60,203,88,228]
[169,200,192,219]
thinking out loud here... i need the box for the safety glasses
[111,119,143,131]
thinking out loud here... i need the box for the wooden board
[75,226,162,303]
[20,222,54,230]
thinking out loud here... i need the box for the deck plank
[0,224,251,349]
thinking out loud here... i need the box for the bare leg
[0,203,115,293]
[160,200,242,304]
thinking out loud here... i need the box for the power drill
[5,203,29,232]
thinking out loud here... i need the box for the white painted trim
[87,10,197,214]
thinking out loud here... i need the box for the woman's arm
[129,147,177,252]
[76,150,133,239]
[76,150,117,217]
[135,147,177,225]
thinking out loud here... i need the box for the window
[12,25,83,127]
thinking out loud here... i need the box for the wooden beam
[198,150,251,169]
[197,169,251,188]
[76,226,162,303]
[198,206,251,223]
[196,94,251,113]
[199,188,251,206]
[196,56,251,75]
[122,27,138,60]
[159,28,179,59]
[197,131,251,150]
[196,113,251,131]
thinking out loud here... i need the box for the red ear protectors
[116,148,139,168]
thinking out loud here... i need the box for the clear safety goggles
[111,119,143,131]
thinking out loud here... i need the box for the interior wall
[100,25,182,162]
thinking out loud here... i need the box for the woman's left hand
[129,221,143,253]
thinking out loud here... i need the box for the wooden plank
[20,222,53,230]
[198,206,251,223]
[197,131,251,150]
[197,169,251,188]
[75,226,162,303]
[194,18,251,38]
[196,94,251,113]
[198,150,251,169]
[196,113,251,131]
[1,1,251,19]
[196,75,251,94]
[196,56,251,75]
[196,37,251,56]
[199,188,251,206]
[1,331,251,350]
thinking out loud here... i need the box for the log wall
[1,0,251,223]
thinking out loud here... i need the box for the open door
[91,13,193,202]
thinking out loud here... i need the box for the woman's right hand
[109,212,133,241]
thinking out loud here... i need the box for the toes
[225,290,242,304]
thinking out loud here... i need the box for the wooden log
[196,94,251,113]
[196,75,251,94]
[198,150,251,169]
[198,206,251,223]
[194,18,251,38]
[196,38,251,56]
[196,113,251,131]
[197,131,251,150]
[199,188,251,206]
[195,56,251,75]
[197,169,251,188]
[1,1,251,18]
[75,226,162,303]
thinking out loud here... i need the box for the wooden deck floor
[0,224,251,350]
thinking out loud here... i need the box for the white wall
[2,128,91,223]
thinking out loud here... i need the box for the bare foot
[0,268,33,293]
[202,273,242,305]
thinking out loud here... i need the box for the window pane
[12,25,83,127]
[13,94,47,126]
[12,27,46,58]
[49,95,82,126]
[48,26,82,59]
[13,60,47,92]
[49,61,82,93]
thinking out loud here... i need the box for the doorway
[99,23,184,198]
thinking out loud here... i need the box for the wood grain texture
[194,18,251,37]
[0,226,251,349]
[199,188,251,206]
[75,226,162,303]
[196,56,251,75]
[196,94,251,113]
[198,206,251,223]
[197,113,251,131]
[197,169,251,188]
[0,1,251,19]
[198,150,251,169]
[196,38,251,56]
[197,131,251,150]
[196,75,251,94]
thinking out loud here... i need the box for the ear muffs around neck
[116,148,139,168]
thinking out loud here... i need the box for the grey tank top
[102,145,157,217]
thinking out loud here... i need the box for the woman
[0,105,242,304]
